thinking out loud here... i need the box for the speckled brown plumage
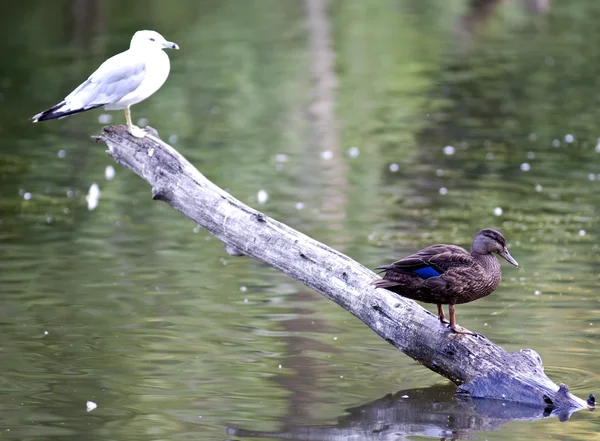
[373,229,519,335]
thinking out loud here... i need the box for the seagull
[32,30,179,138]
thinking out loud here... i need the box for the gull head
[130,30,179,50]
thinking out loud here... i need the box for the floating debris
[86,401,98,412]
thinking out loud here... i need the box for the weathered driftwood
[97,125,592,416]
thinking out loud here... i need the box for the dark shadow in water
[227,384,592,441]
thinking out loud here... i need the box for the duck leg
[448,304,477,336]
[437,304,450,324]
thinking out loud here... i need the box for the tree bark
[96,125,592,417]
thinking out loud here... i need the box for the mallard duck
[373,229,519,335]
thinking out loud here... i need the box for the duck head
[472,229,519,268]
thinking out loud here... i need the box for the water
[0,1,599,440]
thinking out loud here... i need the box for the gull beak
[165,41,179,50]
[499,248,519,268]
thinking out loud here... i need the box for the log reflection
[227,384,579,441]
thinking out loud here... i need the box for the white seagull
[32,30,179,138]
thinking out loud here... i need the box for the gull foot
[128,125,146,138]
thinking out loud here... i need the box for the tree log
[96,125,592,417]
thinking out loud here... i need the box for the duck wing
[376,244,472,275]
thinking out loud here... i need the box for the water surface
[0,1,598,440]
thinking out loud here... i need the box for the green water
[0,1,598,440]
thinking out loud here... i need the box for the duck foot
[448,305,479,337]
[449,324,479,337]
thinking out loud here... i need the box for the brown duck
[373,229,519,335]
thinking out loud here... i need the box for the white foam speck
[257,189,269,205]
[86,183,101,211]
[86,401,98,412]
[275,154,288,163]
[389,163,399,172]
[137,118,148,127]
[347,146,360,158]
[295,202,304,210]
[565,134,574,143]
[439,187,447,195]
[493,207,503,216]
[104,166,115,180]
[578,230,586,236]
[552,139,560,147]
[168,134,178,144]
[23,192,32,201]
[321,150,333,160]
[520,163,531,171]
[240,286,247,292]
[98,114,112,124]
[535,184,543,192]
[443,145,455,155]
[534,290,541,295]
[58,149,66,158]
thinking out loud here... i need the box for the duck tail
[373,264,393,274]
[371,278,400,289]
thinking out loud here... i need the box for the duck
[372,229,519,335]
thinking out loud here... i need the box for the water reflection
[228,384,592,441]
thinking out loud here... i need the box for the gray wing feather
[65,50,147,107]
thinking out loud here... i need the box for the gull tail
[32,101,102,122]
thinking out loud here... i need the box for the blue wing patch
[413,266,441,279]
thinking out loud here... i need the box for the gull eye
[150,38,155,42]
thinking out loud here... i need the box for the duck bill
[500,248,519,268]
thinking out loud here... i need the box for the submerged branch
[97,125,592,417]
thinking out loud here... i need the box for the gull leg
[124,106,146,138]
